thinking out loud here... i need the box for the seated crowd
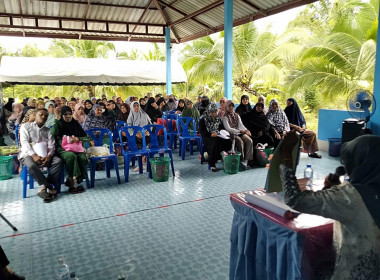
[1,93,320,203]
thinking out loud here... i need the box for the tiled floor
[0,147,341,280]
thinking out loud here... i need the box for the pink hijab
[73,103,86,124]
[218,97,227,118]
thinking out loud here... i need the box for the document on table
[245,190,300,219]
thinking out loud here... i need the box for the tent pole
[165,27,172,96]
[224,0,233,100]
[371,3,380,135]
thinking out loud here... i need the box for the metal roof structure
[0,0,318,44]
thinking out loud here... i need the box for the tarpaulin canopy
[0,56,187,86]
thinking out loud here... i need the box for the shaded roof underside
[0,0,318,43]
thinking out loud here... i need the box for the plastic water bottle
[304,165,314,190]
[55,257,70,280]
[70,272,79,280]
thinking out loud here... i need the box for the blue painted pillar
[372,8,380,135]
[165,27,172,96]
[224,0,233,100]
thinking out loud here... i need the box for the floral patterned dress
[280,164,380,280]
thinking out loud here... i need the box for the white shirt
[19,122,55,159]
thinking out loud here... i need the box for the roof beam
[179,0,319,43]
[169,0,224,27]
[239,0,267,16]
[128,0,154,41]
[0,31,167,42]
[79,0,92,40]
[156,0,212,30]
[0,24,165,37]
[30,0,159,10]
[152,0,180,43]
[18,0,25,37]
[0,12,166,27]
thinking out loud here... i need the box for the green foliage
[304,88,320,110]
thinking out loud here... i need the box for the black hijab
[54,106,86,138]
[4,98,14,112]
[284,98,306,127]
[235,95,252,116]
[157,97,169,112]
[340,135,380,229]
[84,100,93,115]
[199,96,210,116]
[146,97,162,123]
[176,99,185,112]
[241,103,272,136]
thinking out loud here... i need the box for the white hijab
[127,101,152,127]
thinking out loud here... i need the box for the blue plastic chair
[86,128,121,188]
[162,115,179,150]
[118,126,151,182]
[176,117,202,160]
[113,120,127,151]
[143,124,175,178]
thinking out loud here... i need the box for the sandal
[64,177,75,188]
[68,187,80,194]
[43,194,57,203]
[37,189,50,200]
[76,186,86,193]
[309,153,322,159]
[211,167,217,172]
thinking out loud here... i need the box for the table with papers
[229,186,335,280]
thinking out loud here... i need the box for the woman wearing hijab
[36,100,45,110]
[3,98,14,116]
[218,97,227,118]
[51,106,88,193]
[84,100,93,115]
[82,104,116,132]
[257,95,269,115]
[73,103,86,125]
[175,99,185,114]
[145,97,162,123]
[279,133,380,279]
[118,103,130,122]
[44,102,56,128]
[235,95,252,116]
[19,98,37,124]
[181,100,200,131]
[222,100,254,168]
[157,97,170,113]
[198,96,210,116]
[199,103,231,172]
[266,99,290,141]
[6,103,23,140]
[241,103,281,147]
[284,98,321,158]
[127,101,152,171]
[139,98,147,112]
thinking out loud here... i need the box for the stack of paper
[245,190,299,219]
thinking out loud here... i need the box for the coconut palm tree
[286,0,378,98]
[181,22,282,101]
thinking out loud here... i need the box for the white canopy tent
[0,56,187,85]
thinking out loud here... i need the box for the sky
[0,5,305,55]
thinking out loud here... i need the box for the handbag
[62,135,84,153]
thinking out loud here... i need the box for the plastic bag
[62,136,84,153]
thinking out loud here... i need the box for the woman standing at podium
[280,133,380,279]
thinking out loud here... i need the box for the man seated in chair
[19,108,63,203]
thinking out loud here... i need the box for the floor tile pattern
[0,149,340,280]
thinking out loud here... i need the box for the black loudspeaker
[342,119,365,144]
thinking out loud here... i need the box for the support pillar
[224,0,233,100]
[165,27,172,96]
